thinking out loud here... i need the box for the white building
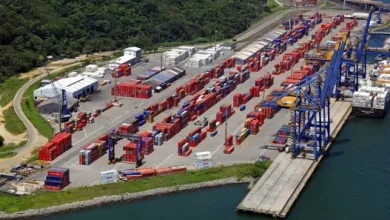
[108,55,136,70]
[34,76,99,100]
[124,47,142,61]
[108,46,142,70]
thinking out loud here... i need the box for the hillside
[0,0,271,82]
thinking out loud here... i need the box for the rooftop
[38,76,98,93]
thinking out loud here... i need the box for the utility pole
[160,47,163,70]
[224,109,228,148]
[114,75,117,102]
[214,31,218,52]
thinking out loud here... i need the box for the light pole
[160,47,163,70]
[214,31,218,52]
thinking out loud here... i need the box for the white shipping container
[86,64,98,73]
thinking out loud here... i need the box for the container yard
[10,6,383,219]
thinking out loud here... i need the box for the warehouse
[36,95,78,116]
[34,76,99,100]
[231,29,287,65]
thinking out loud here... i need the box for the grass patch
[0,76,28,107]
[0,162,270,213]
[0,141,27,153]
[321,1,337,9]
[21,65,81,140]
[3,107,26,135]
[268,0,280,9]
[0,151,16,159]
[0,141,27,159]
[21,81,53,140]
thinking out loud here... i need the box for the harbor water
[43,25,390,220]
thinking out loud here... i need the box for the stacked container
[79,141,107,165]
[44,167,70,190]
[178,139,191,156]
[39,133,72,161]
[111,81,152,99]
[216,104,235,123]
[123,142,144,163]
[235,128,250,145]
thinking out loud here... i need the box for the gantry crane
[261,42,346,160]
[107,130,143,166]
[339,7,375,93]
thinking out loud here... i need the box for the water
[367,27,390,63]
[42,115,390,220]
[43,26,390,220]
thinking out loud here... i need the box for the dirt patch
[0,104,27,144]
[19,51,115,80]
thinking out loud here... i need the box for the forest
[0,0,270,82]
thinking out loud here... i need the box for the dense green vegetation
[0,0,274,82]
[0,76,28,106]
[0,162,270,213]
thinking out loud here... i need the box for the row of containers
[148,66,251,156]
[64,100,115,134]
[100,166,187,183]
[130,59,233,126]
[304,14,346,64]
[39,102,117,162]
[214,14,324,152]
[78,57,238,165]
[129,12,329,158]
[73,12,315,165]
[177,127,207,156]
[44,167,70,190]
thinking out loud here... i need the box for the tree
[0,135,4,147]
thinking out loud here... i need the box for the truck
[194,117,209,128]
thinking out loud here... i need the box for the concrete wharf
[237,99,352,218]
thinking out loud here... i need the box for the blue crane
[260,41,346,160]
[339,7,375,93]
[107,130,143,166]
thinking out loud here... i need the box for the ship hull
[351,107,387,118]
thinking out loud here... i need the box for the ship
[352,85,390,118]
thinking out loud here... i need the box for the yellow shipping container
[277,96,296,108]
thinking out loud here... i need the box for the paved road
[0,72,48,170]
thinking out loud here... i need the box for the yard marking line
[89,179,99,186]
[73,126,105,145]
[156,153,175,168]
[83,129,88,137]
[69,162,78,169]
[212,144,224,156]
[112,162,122,171]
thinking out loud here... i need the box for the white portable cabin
[101,170,119,184]
[194,151,213,169]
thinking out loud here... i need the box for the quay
[237,99,352,218]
